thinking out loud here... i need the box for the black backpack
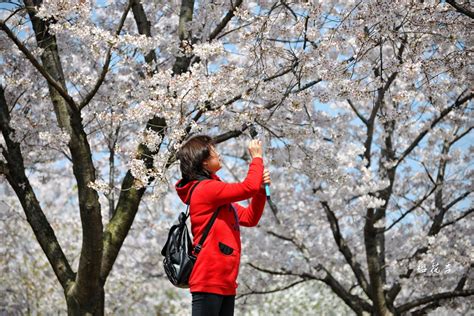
[161,181,220,288]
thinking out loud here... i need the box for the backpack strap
[184,179,221,257]
[184,180,202,219]
[186,180,202,205]
[193,207,221,256]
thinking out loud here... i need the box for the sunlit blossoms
[1,0,472,315]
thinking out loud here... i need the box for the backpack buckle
[194,244,202,254]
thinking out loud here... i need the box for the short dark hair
[177,135,216,182]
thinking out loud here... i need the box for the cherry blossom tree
[0,0,472,315]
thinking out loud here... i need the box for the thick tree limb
[0,85,75,290]
[396,289,474,313]
[405,270,472,315]
[362,33,405,171]
[428,134,472,235]
[101,0,196,284]
[373,117,399,285]
[0,20,79,113]
[446,0,474,19]
[321,201,371,299]
[23,1,104,308]
[410,302,442,316]
[173,0,195,75]
[363,71,398,167]
[130,0,157,65]
[100,116,166,283]
[455,266,472,291]
[360,68,399,315]
[364,210,393,315]
[320,265,373,315]
[208,0,243,41]
[99,0,168,283]
[427,139,450,236]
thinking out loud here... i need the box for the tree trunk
[66,287,105,316]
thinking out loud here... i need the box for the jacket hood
[175,173,221,204]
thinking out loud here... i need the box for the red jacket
[175,157,266,295]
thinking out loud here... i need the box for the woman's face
[203,146,221,173]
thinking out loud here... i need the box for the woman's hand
[261,168,271,189]
[248,139,263,159]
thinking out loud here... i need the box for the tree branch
[130,0,157,65]
[450,126,472,147]
[440,208,473,230]
[79,2,132,110]
[363,71,398,167]
[173,0,195,75]
[23,1,104,305]
[209,0,243,41]
[248,262,303,277]
[410,270,472,315]
[0,19,79,113]
[396,289,474,313]
[247,262,372,315]
[100,116,165,284]
[347,99,368,126]
[395,91,473,168]
[99,0,171,284]
[236,279,308,299]
[99,1,201,285]
[446,0,474,19]
[427,138,451,235]
[320,265,373,314]
[0,85,75,290]
[101,0,196,284]
[384,185,437,232]
[321,201,371,298]
[265,230,311,263]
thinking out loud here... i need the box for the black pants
[192,292,235,316]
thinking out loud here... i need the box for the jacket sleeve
[232,188,266,227]
[202,157,264,206]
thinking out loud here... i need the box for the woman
[175,135,271,316]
